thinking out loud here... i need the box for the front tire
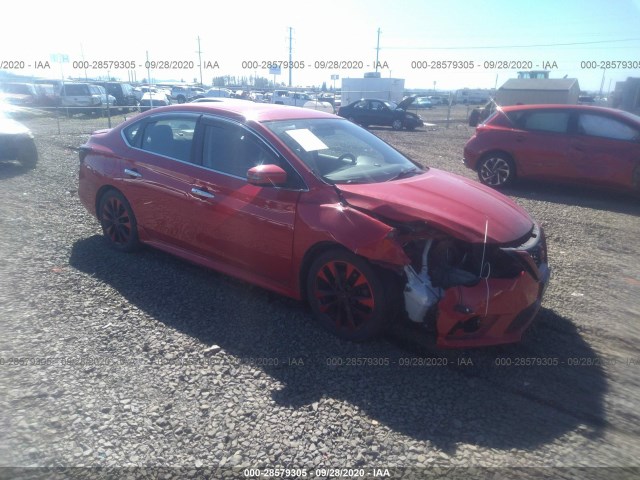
[306,249,393,341]
[477,153,516,187]
[98,190,140,252]
[391,119,403,130]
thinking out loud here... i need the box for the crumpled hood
[337,168,534,244]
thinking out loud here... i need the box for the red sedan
[79,102,550,348]
[463,104,640,192]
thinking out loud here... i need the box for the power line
[383,37,640,50]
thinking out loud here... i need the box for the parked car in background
[249,91,266,102]
[0,83,39,107]
[59,83,116,116]
[139,91,170,111]
[318,93,340,108]
[0,106,37,168]
[203,87,233,98]
[338,97,424,130]
[428,95,449,105]
[463,104,640,192]
[412,96,434,109]
[578,95,596,105]
[95,82,138,112]
[33,84,59,107]
[189,97,249,104]
[271,90,334,113]
[134,86,172,102]
[171,86,205,103]
[78,102,549,348]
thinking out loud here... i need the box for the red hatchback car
[463,104,640,192]
[79,102,550,348]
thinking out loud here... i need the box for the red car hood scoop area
[337,169,533,244]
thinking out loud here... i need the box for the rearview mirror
[247,164,287,186]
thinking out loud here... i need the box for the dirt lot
[1,108,639,479]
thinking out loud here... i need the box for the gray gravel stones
[1,111,639,479]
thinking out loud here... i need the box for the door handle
[191,187,215,199]
[124,168,142,178]
[572,143,586,152]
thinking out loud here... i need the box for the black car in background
[337,97,423,130]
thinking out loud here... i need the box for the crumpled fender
[294,188,410,270]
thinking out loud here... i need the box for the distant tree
[321,82,327,92]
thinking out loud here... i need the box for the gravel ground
[1,108,639,480]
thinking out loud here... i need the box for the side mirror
[247,164,287,186]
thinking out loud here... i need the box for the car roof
[501,104,620,114]
[141,102,338,123]
[498,104,640,123]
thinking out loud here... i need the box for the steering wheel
[338,153,357,165]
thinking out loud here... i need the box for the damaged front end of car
[390,220,550,348]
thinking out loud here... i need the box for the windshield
[264,118,425,184]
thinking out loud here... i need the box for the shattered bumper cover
[436,262,550,348]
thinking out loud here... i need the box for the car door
[510,109,573,179]
[186,116,303,286]
[368,100,393,127]
[570,112,640,189]
[348,100,369,125]
[119,114,202,250]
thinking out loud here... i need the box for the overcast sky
[2,0,640,92]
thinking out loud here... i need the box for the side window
[62,84,89,96]
[523,111,570,133]
[578,114,639,141]
[123,121,141,146]
[353,100,367,110]
[140,118,197,162]
[203,123,275,177]
[202,122,304,188]
[370,101,384,111]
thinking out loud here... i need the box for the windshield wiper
[387,167,422,181]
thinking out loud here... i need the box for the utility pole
[80,44,88,81]
[197,36,203,86]
[288,27,293,87]
[375,28,381,72]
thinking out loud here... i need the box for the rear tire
[477,153,516,187]
[98,190,140,252]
